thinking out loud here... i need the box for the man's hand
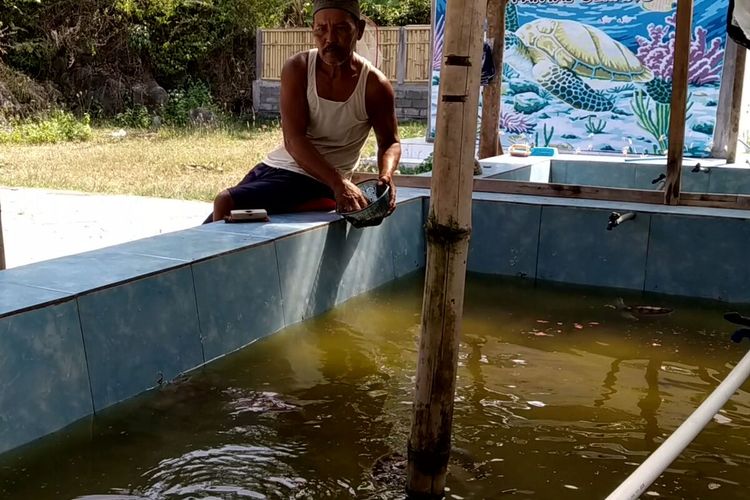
[334,179,369,213]
[378,175,397,215]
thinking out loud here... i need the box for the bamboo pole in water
[664,0,693,205]
[406,0,486,496]
[478,0,506,159]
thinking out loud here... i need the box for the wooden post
[398,26,407,85]
[712,38,746,162]
[664,0,693,205]
[256,28,264,80]
[407,0,487,497]
[0,202,6,270]
[478,0,506,159]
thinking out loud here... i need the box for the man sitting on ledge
[206,0,400,223]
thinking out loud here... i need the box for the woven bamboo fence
[258,26,431,82]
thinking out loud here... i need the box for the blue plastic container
[531,147,558,157]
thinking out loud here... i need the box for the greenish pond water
[2,273,750,499]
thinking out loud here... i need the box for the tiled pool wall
[0,195,426,456]
[487,158,750,195]
[467,194,750,302]
[2,190,749,456]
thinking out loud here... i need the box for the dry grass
[0,121,426,201]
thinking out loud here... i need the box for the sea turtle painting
[504,3,654,112]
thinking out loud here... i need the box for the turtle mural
[504,3,655,112]
[428,0,729,159]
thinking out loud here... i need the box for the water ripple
[138,444,304,499]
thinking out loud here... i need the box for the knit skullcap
[313,0,360,20]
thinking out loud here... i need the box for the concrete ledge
[0,190,426,455]
[2,185,749,456]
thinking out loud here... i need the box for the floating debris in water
[528,401,546,408]
[708,482,721,490]
[574,323,584,330]
[225,390,299,416]
[713,413,732,425]
[564,484,579,490]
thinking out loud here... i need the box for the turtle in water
[504,3,653,112]
[607,297,674,320]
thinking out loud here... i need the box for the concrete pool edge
[1,189,749,456]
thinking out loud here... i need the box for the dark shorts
[204,163,335,223]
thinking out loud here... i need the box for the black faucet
[724,312,750,343]
[651,173,666,190]
[691,162,710,173]
[607,211,636,231]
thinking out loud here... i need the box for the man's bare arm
[365,69,401,214]
[279,53,368,212]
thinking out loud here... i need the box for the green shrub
[0,111,92,144]
[163,79,218,126]
[115,105,151,129]
[362,0,430,25]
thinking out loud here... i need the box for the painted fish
[641,0,675,13]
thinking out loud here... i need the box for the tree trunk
[406,0,487,497]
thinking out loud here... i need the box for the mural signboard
[429,0,729,158]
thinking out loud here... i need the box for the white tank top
[263,49,372,179]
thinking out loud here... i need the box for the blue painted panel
[537,206,649,290]
[338,219,396,302]
[0,282,67,318]
[708,168,750,195]
[192,242,285,362]
[491,166,531,182]
[633,165,666,190]
[276,220,395,325]
[549,162,567,184]
[78,267,203,411]
[468,201,541,279]
[0,301,92,454]
[114,228,266,263]
[276,225,341,325]
[0,249,184,294]
[645,215,750,302]
[564,163,635,188]
[389,199,425,277]
[680,169,711,193]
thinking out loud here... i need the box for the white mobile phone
[229,209,269,222]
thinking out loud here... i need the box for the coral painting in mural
[428,0,728,157]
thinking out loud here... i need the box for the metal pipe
[606,348,750,500]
